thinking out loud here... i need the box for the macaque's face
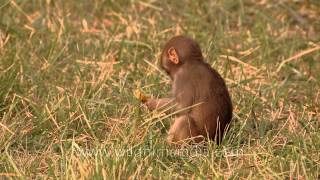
[160,46,179,79]
[160,50,170,74]
[160,36,204,79]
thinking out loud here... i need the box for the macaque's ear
[167,47,179,64]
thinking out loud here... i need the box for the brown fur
[146,35,233,144]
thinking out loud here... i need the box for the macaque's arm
[134,89,176,113]
[145,98,175,112]
[173,77,194,111]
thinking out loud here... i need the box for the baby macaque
[145,35,232,144]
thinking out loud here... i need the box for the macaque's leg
[145,98,175,111]
[167,115,203,144]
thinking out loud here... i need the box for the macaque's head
[160,36,203,78]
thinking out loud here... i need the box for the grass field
[0,0,320,179]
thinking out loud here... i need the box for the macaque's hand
[145,98,158,111]
[133,89,161,111]
[145,98,175,112]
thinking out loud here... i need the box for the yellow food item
[134,89,149,102]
